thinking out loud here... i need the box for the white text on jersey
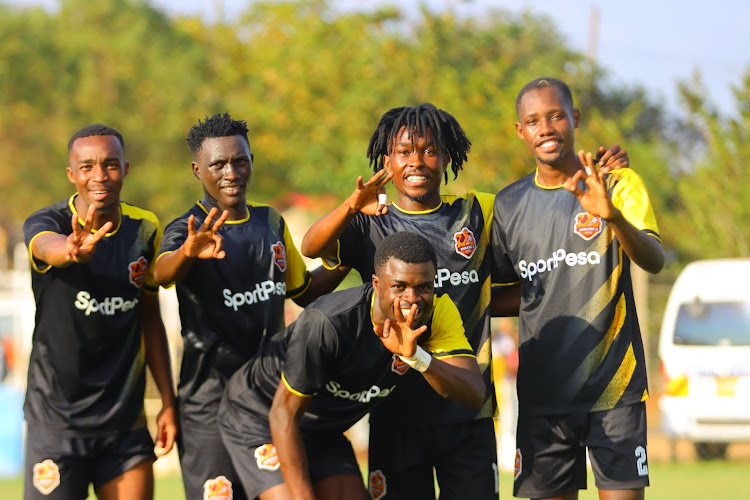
[223,281,286,311]
[325,380,396,403]
[74,291,139,316]
[434,268,479,288]
[519,249,602,281]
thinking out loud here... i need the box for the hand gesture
[65,205,113,263]
[595,144,629,174]
[183,207,229,259]
[373,298,427,358]
[154,404,177,457]
[564,150,618,221]
[348,170,393,216]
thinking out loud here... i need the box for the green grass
[3,461,750,499]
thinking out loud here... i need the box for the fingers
[214,210,230,231]
[201,207,219,232]
[375,192,388,216]
[90,221,114,243]
[213,234,226,259]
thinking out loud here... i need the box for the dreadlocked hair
[186,112,250,156]
[366,103,471,184]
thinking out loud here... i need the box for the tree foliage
[1,0,719,266]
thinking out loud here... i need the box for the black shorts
[219,401,362,499]
[178,417,248,500]
[24,424,155,500]
[514,402,650,498]
[368,418,499,500]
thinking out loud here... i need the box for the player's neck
[535,156,582,187]
[202,197,248,221]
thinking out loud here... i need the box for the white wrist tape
[398,346,432,373]
[378,193,388,205]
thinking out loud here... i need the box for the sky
[8,0,749,116]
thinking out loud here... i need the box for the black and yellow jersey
[221,283,473,437]
[22,195,161,435]
[327,191,496,424]
[492,168,660,415]
[158,201,311,426]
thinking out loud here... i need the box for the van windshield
[674,301,750,346]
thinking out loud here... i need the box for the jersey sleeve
[325,213,369,271]
[491,193,521,286]
[23,201,72,273]
[608,169,661,241]
[421,294,475,358]
[283,217,312,299]
[281,309,340,396]
[158,215,189,256]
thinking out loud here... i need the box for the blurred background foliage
[1,0,749,265]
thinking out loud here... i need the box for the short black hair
[367,103,471,184]
[186,112,250,156]
[515,77,575,118]
[68,123,124,153]
[374,232,438,275]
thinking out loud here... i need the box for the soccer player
[153,112,346,500]
[301,103,629,499]
[22,124,177,500]
[492,77,664,499]
[218,231,485,500]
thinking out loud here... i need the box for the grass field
[3,460,750,499]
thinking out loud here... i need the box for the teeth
[401,308,412,316]
[406,175,427,181]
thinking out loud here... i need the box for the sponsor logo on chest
[325,380,396,403]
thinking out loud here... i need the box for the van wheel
[694,442,728,460]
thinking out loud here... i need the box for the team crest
[369,470,387,499]
[33,459,61,495]
[453,227,477,259]
[391,354,409,375]
[573,212,602,241]
[514,449,522,480]
[271,241,287,272]
[254,444,281,471]
[203,475,233,500]
[128,256,148,287]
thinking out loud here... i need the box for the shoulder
[121,202,160,227]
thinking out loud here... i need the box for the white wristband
[398,346,432,373]
[378,193,388,205]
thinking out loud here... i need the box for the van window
[674,300,750,346]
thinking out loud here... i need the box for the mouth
[537,139,561,153]
[220,185,245,195]
[89,189,110,201]
[400,305,422,320]
[404,174,429,187]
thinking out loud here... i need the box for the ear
[66,167,75,184]
[123,161,130,178]
[515,121,524,140]
[382,155,391,174]
[192,162,201,180]
[372,274,379,295]
[573,108,581,129]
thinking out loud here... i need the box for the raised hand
[183,207,229,259]
[595,144,629,174]
[564,150,617,221]
[65,205,113,263]
[373,297,427,358]
[348,170,394,216]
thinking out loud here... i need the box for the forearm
[607,210,665,274]
[153,246,196,285]
[269,402,315,499]
[420,356,486,410]
[300,200,357,258]
[293,266,349,307]
[31,234,74,268]
[142,296,176,408]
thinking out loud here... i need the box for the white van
[658,259,750,459]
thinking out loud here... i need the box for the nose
[223,163,240,179]
[407,150,425,167]
[538,117,554,135]
[91,164,109,182]
[401,286,418,303]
